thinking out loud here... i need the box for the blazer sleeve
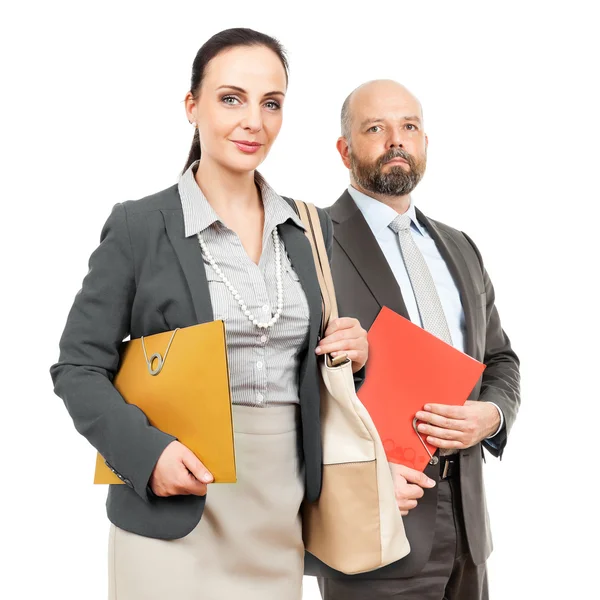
[463,232,521,458]
[316,207,366,391]
[50,203,176,501]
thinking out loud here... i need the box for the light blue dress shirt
[347,186,503,438]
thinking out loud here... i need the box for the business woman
[50,28,368,600]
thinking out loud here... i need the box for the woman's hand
[389,463,436,516]
[315,317,368,373]
[149,440,213,497]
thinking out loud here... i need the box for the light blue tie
[390,214,457,455]
[389,214,453,345]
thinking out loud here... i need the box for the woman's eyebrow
[216,85,285,97]
[217,85,246,93]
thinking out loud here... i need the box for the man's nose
[387,127,405,149]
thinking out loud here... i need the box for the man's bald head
[340,80,423,142]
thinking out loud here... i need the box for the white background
[2,1,598,598]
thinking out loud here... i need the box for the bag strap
[294,200,339,334]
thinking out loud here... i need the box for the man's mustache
[377,148,415,168]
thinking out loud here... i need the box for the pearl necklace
[197,228,284,329]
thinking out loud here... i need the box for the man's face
[341,82,428,197]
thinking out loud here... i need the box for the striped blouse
[178,160,310,407]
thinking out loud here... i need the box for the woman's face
[186,45,287,173]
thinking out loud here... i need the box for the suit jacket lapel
[162,208,214,325]
[416,209,477,358]
[330,191,409,319]
[330,191,478,357]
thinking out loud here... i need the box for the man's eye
[406,124,417,131]
[369,125,381,133]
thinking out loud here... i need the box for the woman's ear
[184,91,198,126]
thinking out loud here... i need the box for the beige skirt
[108,404,305,600]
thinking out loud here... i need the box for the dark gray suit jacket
[305,190,520,579]
[50,184,336,540]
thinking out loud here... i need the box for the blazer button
[123,479,133,488]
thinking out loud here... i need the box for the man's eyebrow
[216,85,285,97]
[359,115,423,128]
[360,118,383,129]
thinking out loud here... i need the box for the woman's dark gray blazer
[50,183,360,540]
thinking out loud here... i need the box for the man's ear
[336,136,352,169]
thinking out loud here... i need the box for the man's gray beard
[350,148,426,197]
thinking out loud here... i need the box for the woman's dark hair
[183,28,289,172]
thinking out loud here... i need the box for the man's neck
[350,181,411,215]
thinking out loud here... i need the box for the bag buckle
[330,353,350,367]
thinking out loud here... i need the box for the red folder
[358,307,486,471]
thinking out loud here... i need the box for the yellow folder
[94,320,236,484]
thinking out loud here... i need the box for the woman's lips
[231,140,263,154]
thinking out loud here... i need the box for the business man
[306,80,520,599]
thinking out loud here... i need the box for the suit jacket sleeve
[50,203,176,501]
[463,232,520,458]
[317,207,366,391]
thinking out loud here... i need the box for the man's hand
[415,401,501,451]
[149,440,213,497]
[389,463,436,516]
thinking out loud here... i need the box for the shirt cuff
[485,402,504,439]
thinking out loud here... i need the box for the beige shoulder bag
[295,200,410,575]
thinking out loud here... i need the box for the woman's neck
[195,156,261,215]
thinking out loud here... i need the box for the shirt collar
[347,185,426,237]
[178,160,305,238]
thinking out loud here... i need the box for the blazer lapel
[416,209,477,358]
[161,208,214,325]
[278,220,322,384]
[330,191,409,319]
[161,200,321,337]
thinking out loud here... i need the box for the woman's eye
[265,100,281,110]
[222,95,240,105]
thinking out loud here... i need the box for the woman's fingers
[150,440,213,497]
[321,320,365,343]
[322,317,360,337]
[182,450,213,484]
[177,470,209,496]
[316,339,365,355]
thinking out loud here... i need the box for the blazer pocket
[477,291,487,307]
[285,261,301,282]
[476,291,487,326]
[284,260,311,323]
[477,291,487,310]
